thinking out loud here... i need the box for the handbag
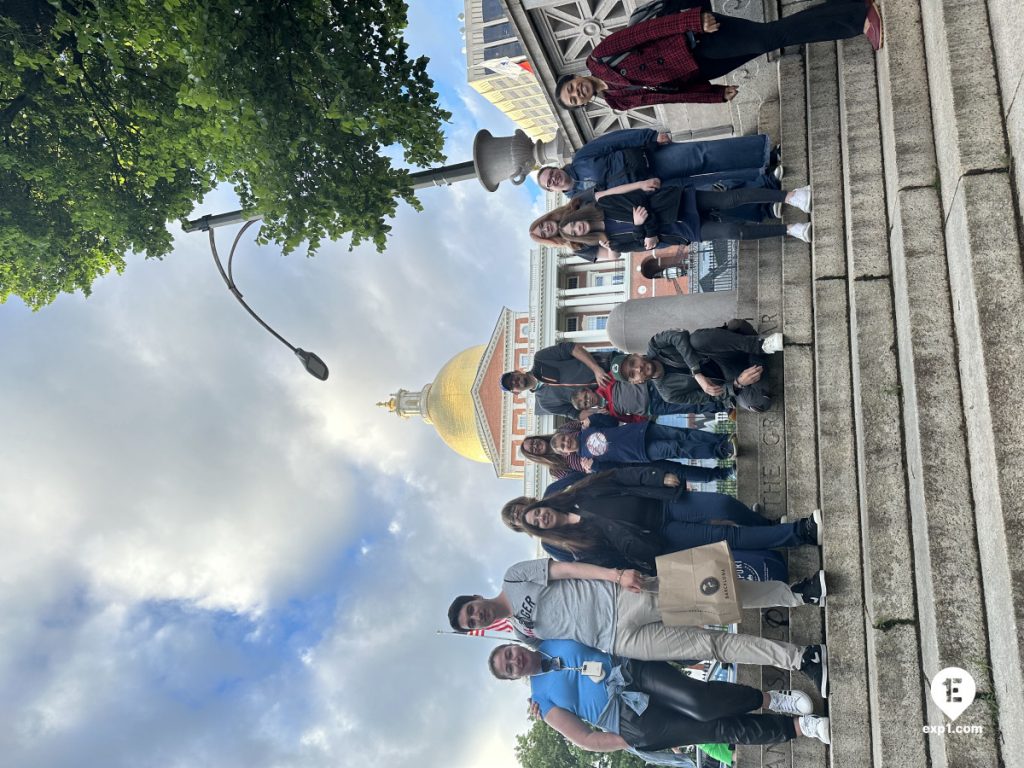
[653,540,741,626]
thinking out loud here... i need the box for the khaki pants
[737,579,804,608]
[612,588,804,669]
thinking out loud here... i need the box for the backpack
[628,0,709,26]
[601,0,708,72]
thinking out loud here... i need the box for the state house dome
[379,345,489,464]
[425,345,489,463]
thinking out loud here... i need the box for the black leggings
[694,2,868,81]
[617,660,797,748]
[693,188,788,240]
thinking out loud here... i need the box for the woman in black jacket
[559,183,812,254]
[499,464,822,574]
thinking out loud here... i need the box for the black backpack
[600,0,710,73]
[627,0,709,26]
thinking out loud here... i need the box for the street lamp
[203,218,329,381]
[179,126,569,381]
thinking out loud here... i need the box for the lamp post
[204,218,329,381]
[181,129,571,234]
[179,127,569,380]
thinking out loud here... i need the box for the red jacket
[586,8,727,109]
[594,380,648,424]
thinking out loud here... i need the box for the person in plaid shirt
[557,1,883,111]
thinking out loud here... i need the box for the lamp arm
[208,225,298,353]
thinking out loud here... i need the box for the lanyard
[539,651,606,682]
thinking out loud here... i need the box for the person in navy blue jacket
[536,128,776,200]
[551,413,734,472]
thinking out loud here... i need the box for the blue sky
[0,3,548,766]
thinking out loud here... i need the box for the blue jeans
[650,135,770,182]
[662,518,808,550]
[653,135,777,221]
[663,493,771,527]
[644,423,729,461]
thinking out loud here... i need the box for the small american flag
[468,618,516,637]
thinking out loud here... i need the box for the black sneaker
[800,644,829,697]
[718,435,737,460]
[792,570,827,607]
[799,509,824,545]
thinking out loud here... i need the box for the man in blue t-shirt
[487,639,831,756]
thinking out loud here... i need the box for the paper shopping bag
[655,541,741,626]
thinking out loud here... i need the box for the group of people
[440,2,892,762]
[444,328,829,762]
[528,0,884,265]
[529,129,813,264]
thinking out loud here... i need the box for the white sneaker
[773,163,785,181]
[788,185,812,213]
[761,332,784,354]
[799,715,831,745]
[788,222,812,243]
[772,201,783,219]
[767,689,814,715]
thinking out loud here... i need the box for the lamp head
[295,349,329,381]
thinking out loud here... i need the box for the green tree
[514,719,656,768]
[0,0,449,308]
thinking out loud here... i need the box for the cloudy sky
[0,4,544,766]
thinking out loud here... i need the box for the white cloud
[0,107,541,768]
[0,2,550,766]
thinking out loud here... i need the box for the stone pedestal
[606,292,738,352]
[472,129,570,191]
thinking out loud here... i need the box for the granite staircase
[732,1,1024,766]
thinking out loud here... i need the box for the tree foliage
[514,719,651,768]
[0,0,450,308]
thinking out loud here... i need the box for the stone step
[775,52,826,768]
[835,31,928,768]
[874,25,965,767]
[831,25,937,768]
[803,39,873,767]
[732,4,1020,767]
[985,0,1024,230]
[874,1,1020,764]
[915,1,1024,759]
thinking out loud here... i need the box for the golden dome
[423,345,489,463]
